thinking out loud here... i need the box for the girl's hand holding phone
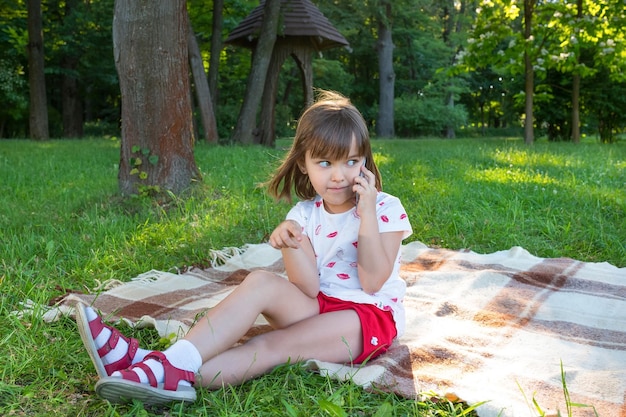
[354,159,375,209]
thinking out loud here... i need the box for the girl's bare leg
[183,269,320,363]
[196,309,363,388]
[93,270,363,405]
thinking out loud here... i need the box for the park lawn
[1,136,624,416]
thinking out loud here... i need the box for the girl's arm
[354,168,404,294]
[269,220,320,298]
[357,225,404,294]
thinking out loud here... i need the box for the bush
[394,94,467,137]
[458,125,524,138]
[215,103,240,143]
[83,120,120,138]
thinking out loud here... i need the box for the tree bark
[27,0,49,140]
[523,50,534,145]
[442,0,460,139]
[188,17,218,143]
[231,0,281,144]
[571,0,582,144]
[208,0,224,110]
[441,0,454,46]
[113,0,200,195]
[445,93,456,138]
[523,0,535,145]
[61,0,83,138]
[376,0,395,138]
[61,54,83,138]
[571,74,580,143]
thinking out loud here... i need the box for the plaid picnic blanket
[48,241,626,416]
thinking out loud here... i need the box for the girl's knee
[246,330,293,364]
[240,270,285,292]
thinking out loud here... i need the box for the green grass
[1,137,624,416]
[378,138,625,263]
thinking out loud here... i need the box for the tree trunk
[208,0,224,110]
[188,17,218,143]
[442,0,464,139]
[113,0,200,196]
[376,0,394,138]
[27,0,49,140]
[445,93,456,138]
[523,0,535,145]
[480,102,485,136]
[571,74,580,143]
[231,0,281,144]
[523,51,534,145]
[571,0,582,144]
[61,0,83,138]
[62,54,83,138]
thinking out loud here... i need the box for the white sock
[112,339,202,387]
[85,306,150,365]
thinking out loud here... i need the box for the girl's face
[302,138,366,214]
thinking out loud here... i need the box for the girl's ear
[298,161,307,174]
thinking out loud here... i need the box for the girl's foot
[75,302,149,377]
[95,351,197,405]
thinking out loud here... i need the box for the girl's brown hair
[268,90,382,202]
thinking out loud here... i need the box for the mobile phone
[355,158,366,204]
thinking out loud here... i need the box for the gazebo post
[225,0,348,146]
[258,40,314,147]
[257,45,288,146]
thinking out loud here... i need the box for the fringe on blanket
[12,244,258,323]
[208,246,247,267]
[13,299,74,323]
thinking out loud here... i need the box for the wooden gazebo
[225,0,349,146]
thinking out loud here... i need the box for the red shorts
[317,292,397,364]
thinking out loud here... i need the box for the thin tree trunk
[188,18,218,143]
[571,74,580,143]
[114,0,200,195]
[480,102,485,136]
[208,0,224,109]
[443,0,465,139]
[523,0,535,145]
[376,0,394,138]
[524,51,534,145]
[231,0,281,144]
[27,0,49,140]
[571,0,582,144]
[62,55,83,138]
[445,93,455,138]
[61,0,82,138]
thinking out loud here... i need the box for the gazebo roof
[225,0,349,51]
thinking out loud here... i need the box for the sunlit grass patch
[472,164,557,187]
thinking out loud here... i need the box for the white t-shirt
[286,192,412,337]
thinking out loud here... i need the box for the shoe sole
[95,377,197,405]
[75,302,108,378]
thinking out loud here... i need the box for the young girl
[76,90,412,405]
